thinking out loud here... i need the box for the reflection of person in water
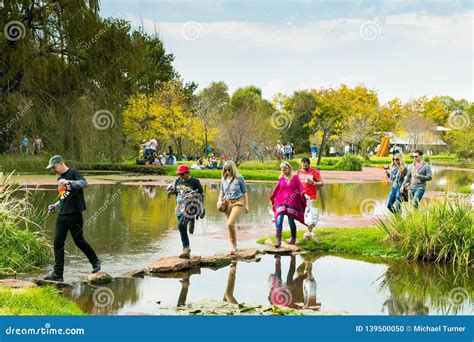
[268,255,305,309]
[302,260,318,309]
[142,185,157,199]
[177,273,190,307]
[223,261,238,304]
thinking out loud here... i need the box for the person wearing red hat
[166,164,205,258]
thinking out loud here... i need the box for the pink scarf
[270,175,307,225]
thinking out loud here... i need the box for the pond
[28,167,473,315]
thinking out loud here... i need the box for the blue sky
[100,0,473,103]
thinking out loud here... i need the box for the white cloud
[125,10,473,102]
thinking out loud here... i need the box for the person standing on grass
[33,137,43,155]
[44,155,100,282]
[311,143,318,160]
[166,165,205,259]
[402,149,432,209]
[270,162,307,248]
[385,153,407,213]
[217,160,249,256]
[21,136,29,154]
[297,157,324,206]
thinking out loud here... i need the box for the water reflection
[380,261,473,316]
[268,255,320,311]
[61,255,472,316]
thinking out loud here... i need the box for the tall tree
[194,81,229,156]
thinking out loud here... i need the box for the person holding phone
[385,153,407,213]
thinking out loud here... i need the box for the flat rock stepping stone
[32,279,73,288]
[149,267,201,279]
[121,269,146,278]
[147,256,201,273]
[199,255,232,269]
[233,248,263,260]
[0,279,37,288]
[85,272,113,285]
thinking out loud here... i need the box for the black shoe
[91,259,101,273]
[44,272,63,282]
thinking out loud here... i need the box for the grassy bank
[257,227,404,260]
[0,286,83,315]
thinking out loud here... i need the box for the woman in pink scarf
[270,161,307,247]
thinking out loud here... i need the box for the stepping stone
[85,272,113,285]
[121,269,147,278]
[147,256,201,273]
[149,267,201,279]
[199,255,232,269]
[234,248,263,260]
[263,245,293,254]
[0,279,37,288]
[32,279,73,288]
[262,241,300,254]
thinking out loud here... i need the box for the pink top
[270,175,307,225]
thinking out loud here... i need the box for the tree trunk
[317,130,328,166]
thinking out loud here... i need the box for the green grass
[0,286,83,315]
[377,198,473,267]
[257,226,404,259]
[0,174,51,274]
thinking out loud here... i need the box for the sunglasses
[412,155,420,158]
[393,158,399,161]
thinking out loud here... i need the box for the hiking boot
[179,247,191,259]
[91,259,101,273]
[287,237,296,245]
[44,272,63,282]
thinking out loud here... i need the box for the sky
[100,0,474,103]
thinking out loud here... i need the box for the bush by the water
[377,198,473,267]
[0,174,50,274]
[337,154,363,171]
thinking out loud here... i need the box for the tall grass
[378,198,473,267]
[0,172,51,274]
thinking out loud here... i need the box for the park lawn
[0,286,83,315]
[257,226,404,260]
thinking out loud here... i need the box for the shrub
[337,154,363,171]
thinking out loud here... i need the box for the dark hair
[413,149,423,156]
[301,157,311,164]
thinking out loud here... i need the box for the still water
[30,167,472,315]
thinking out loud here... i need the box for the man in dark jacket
[44,155,101,282]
